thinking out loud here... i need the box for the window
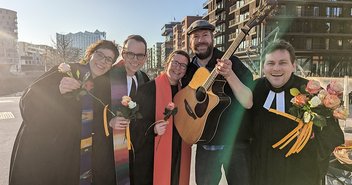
[325,22,331,33]
[326,7,330,17]
[280,5,286,15]
[338,39,343,48]
[325,39,330,50]
[306,38,312,50]
[313,6,319,16]
[296,6,302,16]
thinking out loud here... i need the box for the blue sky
[1,0,205,47]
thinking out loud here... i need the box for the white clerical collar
[263,90,285,112]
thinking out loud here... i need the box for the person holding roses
[250,39,344,185]
[129,50,191,185]
[9,40,119,185]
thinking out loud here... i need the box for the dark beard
[195,44,213,60]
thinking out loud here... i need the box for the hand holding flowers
[58,63,91,100]
[113,96,142,150]
[153,102,178,135]
[271,79,348,157]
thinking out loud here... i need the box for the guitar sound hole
[195,86,207,102]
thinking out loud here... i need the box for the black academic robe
[9,64,116,185]
[130,80,182,185]
[250,74,344,185]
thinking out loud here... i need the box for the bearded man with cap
[181,19,253,185]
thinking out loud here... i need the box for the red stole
[154,73,191,185]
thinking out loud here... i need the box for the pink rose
[323,94,341,109]
[333,106,349,120]
[305,80,321,95]
[291,94,308,107]
[327,81,343,97]
[166,102,175,110]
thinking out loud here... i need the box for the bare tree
[52,33,81,64]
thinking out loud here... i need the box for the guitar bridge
[184,99,197,120]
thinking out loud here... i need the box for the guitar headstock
[246,0,278,29]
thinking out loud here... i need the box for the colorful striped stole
[79,65,94,185]
[110,67,130,185]
[154,73,191,185]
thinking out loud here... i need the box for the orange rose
[318,89,328,101]
[305,80,321,95]
[327,80,343,97]
[333,106,349,120]
[323,94,341,109]
[121,96,131,107]
[291,94,308,107]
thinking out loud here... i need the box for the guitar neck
[203,30,247,91]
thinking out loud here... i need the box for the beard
[194,42,213,60]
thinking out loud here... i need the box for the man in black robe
[250,39,344,185]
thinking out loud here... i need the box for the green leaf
[312,114,327,128]
[290,88,300,96]
[76,70,80,79]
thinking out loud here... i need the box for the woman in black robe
[9,40,119,185]
[130,50,191,185]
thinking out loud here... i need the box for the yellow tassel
[268,108,314,157]
[103,105,110,136]
[296,121,313,153]
[126,126,131,150]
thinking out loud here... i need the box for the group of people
[9,19,344,185]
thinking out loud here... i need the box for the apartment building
[0,8,19,69]
[202,0,352,77]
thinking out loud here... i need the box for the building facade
[161,22,180,63]
[202,0,352,77]
[18,42,56,72]
[0,8,19,71]
[56,30,106,54]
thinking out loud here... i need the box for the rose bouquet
[271,80,348,157]
[115,96,142,150]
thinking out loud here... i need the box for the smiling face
[189,29,213,60]
[89,48,114,78]
[122,39,147,76]
[166,53,189,85]
[263,49,296,88]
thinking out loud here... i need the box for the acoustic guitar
[174,0,278,145]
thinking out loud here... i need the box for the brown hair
[80,40,119,64]
[264,39,296,64]
[122,35,147,54]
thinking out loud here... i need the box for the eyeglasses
[171,60,187,70]
[122,51,146,61]
[94,51,114,64]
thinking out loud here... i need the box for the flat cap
[187,20,215,35]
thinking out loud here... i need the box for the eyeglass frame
[170,60,188,70]
[93,51,115,64]
[122,51,146,61]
